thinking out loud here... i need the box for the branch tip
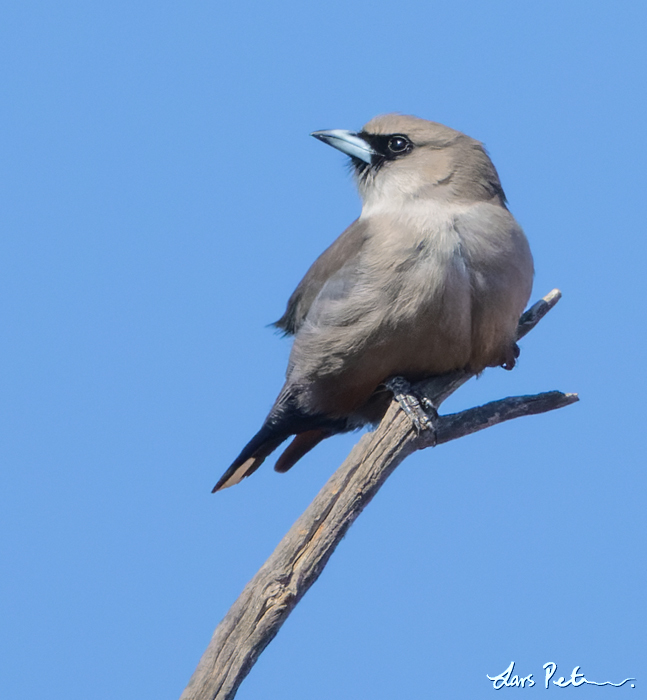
[516,288,562,340]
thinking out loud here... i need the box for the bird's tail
[274,429,332,473]
[212,424,289,492]
[212,387,350,492]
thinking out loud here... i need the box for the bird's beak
[311,129,376,164]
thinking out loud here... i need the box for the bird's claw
[384,376,438,443]
[501,342,521,371]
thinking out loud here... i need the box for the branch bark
[180,289,576,700]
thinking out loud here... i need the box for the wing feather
[273,219,368,335]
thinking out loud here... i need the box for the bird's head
[312,114,506,211]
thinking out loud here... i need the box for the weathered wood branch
[180,289,576,700]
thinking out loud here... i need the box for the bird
[213,114,534,492]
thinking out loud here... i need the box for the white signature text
[487,661,635,689]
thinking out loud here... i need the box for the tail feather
[213,387,354,492]
[212,426,288,492]
[274,430,332,473]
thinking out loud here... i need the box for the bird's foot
[501,343,521,371]
[384,376,438,443]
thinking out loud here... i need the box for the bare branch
[516,288,561,340]
[434,390,578,446]
[179,290,576,700]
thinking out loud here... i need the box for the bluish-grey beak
[311,129,376,164]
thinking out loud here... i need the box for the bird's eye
[388,136,410,153]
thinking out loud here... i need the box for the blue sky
[1,1,645,698]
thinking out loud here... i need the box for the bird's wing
[273,218,368,335]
